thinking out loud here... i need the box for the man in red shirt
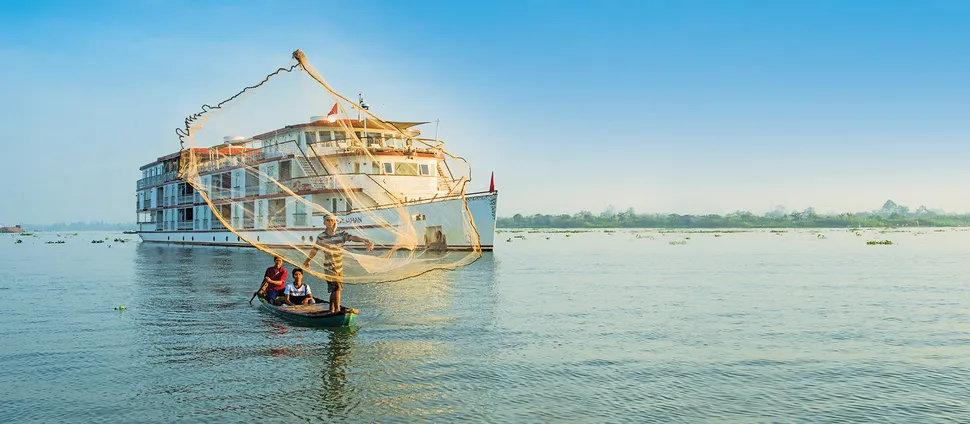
[259,256,288,305]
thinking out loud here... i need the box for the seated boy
[283,268,315,306]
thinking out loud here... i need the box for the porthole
[301,236,305,242]
[257,236,260,242]
[191,236,194,241]
[212,237,215,241]
[182,236,185,241]
[226,236,229,242]
[237,236,240,242]
[167,236,170,241]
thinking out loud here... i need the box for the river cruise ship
[136,117,497,250]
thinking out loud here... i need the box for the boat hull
[139,191,497,250]
[258,297,357,327]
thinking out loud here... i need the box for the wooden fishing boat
[257,296,357,327]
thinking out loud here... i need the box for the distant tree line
[497,200,970,228]
[23,221,136,231]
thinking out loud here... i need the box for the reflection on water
[116,243,498,421]
[7,229,970,421]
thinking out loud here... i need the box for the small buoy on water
[115,305,125,310]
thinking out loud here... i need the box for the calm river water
[1,228,969,423]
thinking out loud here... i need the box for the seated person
[259,256,288,305]
[283,268,315,306]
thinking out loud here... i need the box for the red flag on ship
[489,171,495,192]
[326,103,339,122]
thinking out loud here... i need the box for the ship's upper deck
[137,117,455,192]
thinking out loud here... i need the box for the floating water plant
[669,240,687,245]
[866,240,893,245]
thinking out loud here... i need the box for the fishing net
[172,50,489,284]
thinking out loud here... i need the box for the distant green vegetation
[497,200,970,229]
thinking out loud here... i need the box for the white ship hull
[139,191,497,250]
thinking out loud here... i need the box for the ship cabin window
[372,162,381,174]
[331,198,337,212]
[394,162,419,176]
[363,132,383,147]
[304,131,317,143]
[280,160,292,181]
[419,164,431,176]
[383,163,393,174]
[347,198,352,212]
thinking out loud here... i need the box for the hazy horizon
[2,1,968,223]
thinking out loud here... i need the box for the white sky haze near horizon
[0,1,968,223]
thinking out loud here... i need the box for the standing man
[259,256,288,305]
[303,215,373,313]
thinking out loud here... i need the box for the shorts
[264,289,285,303]
[327,281,341,293]
[289,295,311,304]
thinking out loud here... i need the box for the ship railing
[244,186,259,197]
[177,195,194,205]
[196,142,303,174]
[137,222,162,231]
[137,171,178,189]
[177,221,193,230]
[264,183,280,195]
[210,188,231,200]
[307,137,439,156]
[268,215,286,228]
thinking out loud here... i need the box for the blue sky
[1,0,968,223]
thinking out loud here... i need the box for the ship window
[394,162,419,176]
[419,164,431,176]
[280,161,292,180]
[372,162,380,174]
[383,163,393,174]
[304,131,317,143]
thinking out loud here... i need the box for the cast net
[173,50,487,284]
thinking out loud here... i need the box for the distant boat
[0,224,23,234]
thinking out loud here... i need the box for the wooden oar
[249,282,268,305]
